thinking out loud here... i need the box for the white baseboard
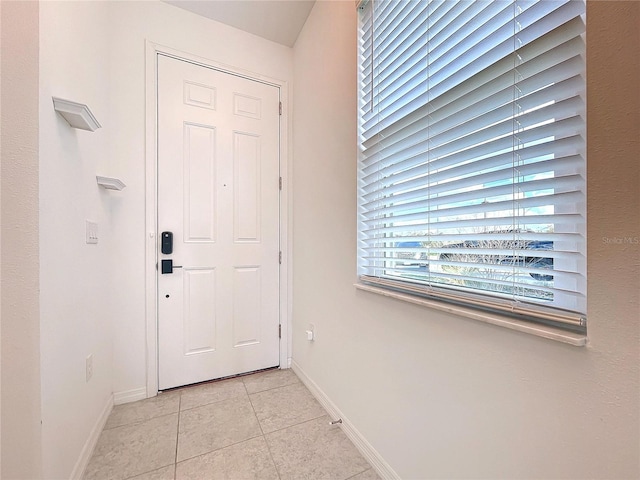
[291,361,400,480]
[70,393,114,480]
[114,387,147,405]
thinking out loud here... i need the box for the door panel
[183,268,217,355]
[157,55,280,390]
[233,132,261,241]
[232,266,261,347]
[184,123,216,242]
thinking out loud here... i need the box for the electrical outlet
[306,323,315,341]
[86,354,93,382]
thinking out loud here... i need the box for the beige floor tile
[266,415,372,480]
[347,468,382,480]
[83,414,178,480]
[86,371,376,480]
[242,368,300,394]
[177,395,262,462]
[175,436,278,480]
[249,382,326,434]
[105,391,181,430]
[179,377,247,411]
[127,465,175,480]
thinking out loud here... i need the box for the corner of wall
[69,393,113,480]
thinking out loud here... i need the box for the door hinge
[279,101,282,115]
[279,177,283,190]
[279,251,282,264]
[279,324,282,339]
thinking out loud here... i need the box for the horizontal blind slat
[358,0,586,322]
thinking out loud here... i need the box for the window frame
[356,0,587,337]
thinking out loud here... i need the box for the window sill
[354,283,587,347]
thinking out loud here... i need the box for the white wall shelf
[52,97,101,131]
[96,176,126,191]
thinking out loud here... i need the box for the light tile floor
[84,369,380,480]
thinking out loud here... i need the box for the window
[357,0,586,332]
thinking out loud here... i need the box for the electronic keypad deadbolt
[161,231,173,254]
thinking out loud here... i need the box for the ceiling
[165,0,316,47]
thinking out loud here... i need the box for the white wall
[38,2,115,478]
[292,1,639,479]
[106,0,293,399]
[0,2,293,477]
[0,2,43,478]
[33,1,294,477]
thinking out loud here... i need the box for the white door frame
[144,41,291,397]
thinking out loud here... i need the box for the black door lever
[161,259,183,274]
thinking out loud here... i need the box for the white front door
[157,55,280,390]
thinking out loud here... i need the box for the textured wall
[0,2,42,478]
[291,1,639,478]
[586,2,640,342]
[1,0,3,472]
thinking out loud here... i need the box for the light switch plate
[86,220,98,244]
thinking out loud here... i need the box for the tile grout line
[173,380,264,465]
[262,435,282,480]
[102,391,182,431]
[260,412,329,436]
[122,464,176,480]
[244,378,300,396]
[244,378,282,480]
[247,374,330,436]
[173,391,182,476]
[344,468,375,480]
[174,433,265,465]
[102,410,178,432]
[175,378,250,413]
[88,393,182,480]
[177,395,246,413]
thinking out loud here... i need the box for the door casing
[144,41,291,397]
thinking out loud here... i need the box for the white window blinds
[357,0,586,330]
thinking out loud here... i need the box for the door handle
[161,259,183,274]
